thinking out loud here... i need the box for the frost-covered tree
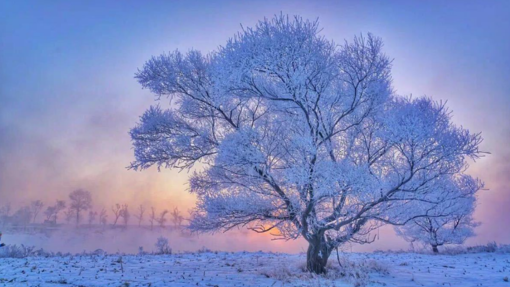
[130,15,483,273]
[154,236,172,254]
[12,206,32,228]
[88,211,98,226]
[0,204,12,227]
[171,207,185,228]
[134,205,145,226]
[43,200,66,225]
[119,205,130,227]
[29,200,44,224]
[99,208,108,226]
[111,204,122,226]
[395,175,481,253]
[148,207,156,231]
[69,189,92,225]
[156,209,169,228]
[63,209,74,224]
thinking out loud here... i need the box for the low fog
[5,223,415,254]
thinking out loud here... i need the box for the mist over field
[6,227,305,254]
[4,224,416,254]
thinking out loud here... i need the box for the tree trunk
[431,245,439,253]
[306,236,332,274]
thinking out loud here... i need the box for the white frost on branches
[130,15,484,270]
[395,175,481,251]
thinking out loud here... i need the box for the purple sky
[1,0,509,251]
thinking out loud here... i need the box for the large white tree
[130,15,483,273]
[395,175,481,253]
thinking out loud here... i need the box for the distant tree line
[0,187,477,254]
[0,189,187,231]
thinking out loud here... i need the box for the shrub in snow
[90,249,107,256]
[260,256,388,287]
[138,246,148,256]
[440,246,468,255]
[0,244,48,258]
[496,244,510,254]
[260,263,296,282]
[467,241,498,253]
[197,246,214,254]
[423,242,510,255]
[130,14,484,273]
[155,236,172,254]
[327,256,389,286]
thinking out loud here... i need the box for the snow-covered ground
[0,251,509,287]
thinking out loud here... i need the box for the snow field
[1,251,509,286]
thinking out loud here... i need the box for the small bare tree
[30,200,44,224]
[99,208,108,226]
[156,209,169,228]
[43,200,66,225]
[88,211,98,226]
[64,209,74,224]
[119,205,130,227]
[134,205,145,226]
[148,207,156,231]
[12,206,32,229]
[0,204,11,217]
[0,204,12,227]
[111,204,122,226]
[69,189,92,225]
[171,207,184,228]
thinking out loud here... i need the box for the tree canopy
[130,15,483,273]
